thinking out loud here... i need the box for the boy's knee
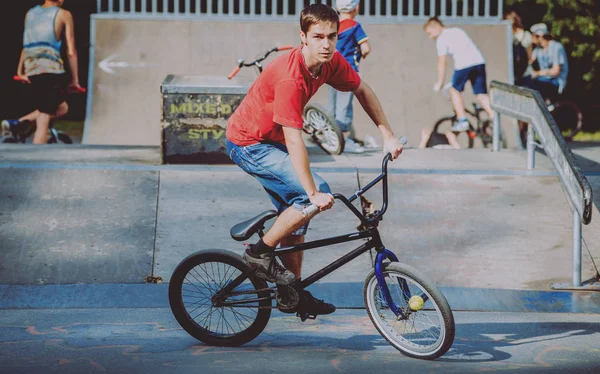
[56,102,69,117]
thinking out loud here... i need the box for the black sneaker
[242,248,296,285]
[299,290,336,315]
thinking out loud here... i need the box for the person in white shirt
[424,17,495,132]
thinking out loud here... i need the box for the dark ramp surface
[0,168,158,284]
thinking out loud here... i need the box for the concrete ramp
[1,144,599,293]
[84,17,511,146]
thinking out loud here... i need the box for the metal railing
[490,80,594,289]
[96,0,504,20]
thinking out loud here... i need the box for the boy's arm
[352,81,404,159]
[434,55,447,91]
[61,9,80,88]
[16,49,30,83]
[282,127,334,210]
[360,41,371,59]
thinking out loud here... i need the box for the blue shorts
[226,139,331,236]
[452,64,488,94]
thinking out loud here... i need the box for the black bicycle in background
[433,83,507,149]
[227,45,345,155]
[168,138,456,360]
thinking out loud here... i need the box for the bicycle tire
[303,104,344,155]
[363,262,455,360]
[168,249,272,347]
[1,136,19,143]
[480,121,507,149]
[432,116,474,149]
[48,132,73,144]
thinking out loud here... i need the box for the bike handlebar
[304,136,407,225]
[227,45,295,79]
[13,75,86,93]
[227,66,241,79]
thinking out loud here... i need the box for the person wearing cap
[517,23,569,146]
[327,0,371,153]
[424,17,495,133]
[522,23,569,101]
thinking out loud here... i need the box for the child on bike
[1,0,82,144]
[328,0,371,153]
[226,3,404,317]
[424,17,495,132]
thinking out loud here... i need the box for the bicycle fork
[374,249,429,319]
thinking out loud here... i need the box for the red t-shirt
[226,46,361,146]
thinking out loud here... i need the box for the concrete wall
[85,18,512,148]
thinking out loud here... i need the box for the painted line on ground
[1,283,599,314]
[1,162,592,177]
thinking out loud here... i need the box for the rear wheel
[363,262,455,360]
[433,116,474,148]
[303,104,344,155]
[48,132,73,144]
[168,249,272,346]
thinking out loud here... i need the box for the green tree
[506,0,600,94]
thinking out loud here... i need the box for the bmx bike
[168,138,456,360]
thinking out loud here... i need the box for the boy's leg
[449,87,467,118]
[32,113,51,144]
[30,74,65,144]
[472,64,495,118]
[418,128,432,148]
[280,235,305,278]
[476,94,495,118]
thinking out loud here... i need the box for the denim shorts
[226,139,331,236]
[452,64,488,94]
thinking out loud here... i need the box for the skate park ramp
[1,143,600,312]
[83,17,511,146]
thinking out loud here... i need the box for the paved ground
[0,308,599,373]
[1,143,599,293]
[1,142,600,373]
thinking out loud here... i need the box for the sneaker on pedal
[243,248,296,285]
[451,120,470,132]
[343,138,365,154]
[300,290,336,315]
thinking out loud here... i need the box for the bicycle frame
[218,152,426,318]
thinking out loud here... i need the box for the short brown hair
[424,16,444,29]
[504,10,524,30]
[300,3,339,34]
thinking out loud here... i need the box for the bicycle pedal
[296,311,317,322]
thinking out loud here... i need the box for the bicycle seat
[230,210,278,241]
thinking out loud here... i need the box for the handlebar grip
[227,66,241,79]
[301,204,319,217]
[13,75,21,81]
[277,45,294,51]
[67,86,87,94]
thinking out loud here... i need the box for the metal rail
[490,80,595,289]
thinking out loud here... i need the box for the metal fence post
[493,112,500,151]
[573,212,582,287]
[526,123,535,169]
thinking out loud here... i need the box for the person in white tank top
[424,17,495,133]
[2,0,81,144]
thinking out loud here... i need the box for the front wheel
[303,104,344,155]
[363,262,455,360]
[168,249,272,347]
